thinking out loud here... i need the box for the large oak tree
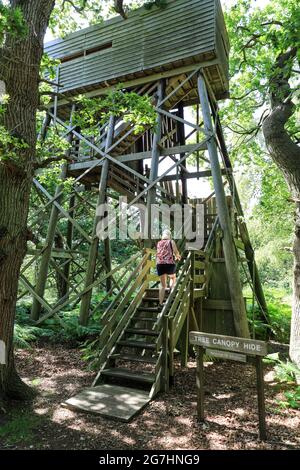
[0,0,158,406]
[224,0,300,364]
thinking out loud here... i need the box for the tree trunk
[291,202,300,365]
[0,168,35,401]
[262,49,300,365]
[0,0,55,403]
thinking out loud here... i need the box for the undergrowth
[14,301,101,348]
[246,287,291,342]
[264,352,300,410]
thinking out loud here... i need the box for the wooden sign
[190,331,268,356]
[0,340,5,365]
[190,331,268,441]
[205,348,247,363]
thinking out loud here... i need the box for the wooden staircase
[91,250,195,396]
[94,288,168,397]
[63,223,234,421]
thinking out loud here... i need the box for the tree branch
[230,89,258,100]
[39,77,64,88]
[113,0,127,19]
[33,154,72,169]
[62,0,88,13]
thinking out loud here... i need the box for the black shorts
[156,263,176,276]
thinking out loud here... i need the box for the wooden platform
[62,384,150,422]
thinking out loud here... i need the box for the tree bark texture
[0,0,55,401]
[262,48,300,366]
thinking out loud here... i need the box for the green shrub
[14,301,101,348]
[246,287,291,343]
[264,353,300,410]
[278,387,300,410]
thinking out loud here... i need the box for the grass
[0,410,44,446]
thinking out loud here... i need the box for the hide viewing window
[61,41,113,63]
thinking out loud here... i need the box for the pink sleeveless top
[156,240,174,265]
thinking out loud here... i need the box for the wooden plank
[62,384,150,422]
[194,288,206,299]
[203,299,232,310]
[45,0,226,98]
[206,348,247,363]
[196,346,205,421]
[33,180,92,244]
[194,260,205,269]
[189,332,268,356]
[194,274,206,284]
[68,143,208,171]
[54,59,219,107]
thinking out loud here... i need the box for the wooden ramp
[62,384,150,422]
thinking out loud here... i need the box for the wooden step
[62,384,150,422]
[137,306,160,312]
[132,317,157,322]
[142,297,160,302]
[145,288,170,296]
[118,340,156,350]
[109,354,157,364]
[101,368,155,384]
[125,328,159,337]
[131,317,157,325]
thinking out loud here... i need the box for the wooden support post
[146,80,164,247]
[256,356,267,441]
[196,346,205,421]
[213,113,268,322]
[180,315,189,368]
[61,193,76,300]
[31,167,68,321]
[162,314,169,392]
[31,108,75,320]
[177,103,188,204]
[197,73,250,338]
[79,115,115,326]
[169,316,174,384]
[104,237,112,292]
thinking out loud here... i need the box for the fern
[14,324,54,349]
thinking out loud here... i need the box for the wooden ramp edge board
[61,384,150,422]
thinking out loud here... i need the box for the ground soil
[0,343,299,450]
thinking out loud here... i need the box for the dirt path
[0,344,299,450]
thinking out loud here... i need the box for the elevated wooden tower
[20,0,268,420]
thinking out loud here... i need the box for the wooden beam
[177,103,188,204]
[79,115,115,326]
[31,107,75,321]
[68,143,208,172]
[146,80,164,247]
[161,169,228,181]
[198,72,250,339]
[54,60,219,108]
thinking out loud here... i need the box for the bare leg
[169,274,176,290]
[159,274,167,305]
